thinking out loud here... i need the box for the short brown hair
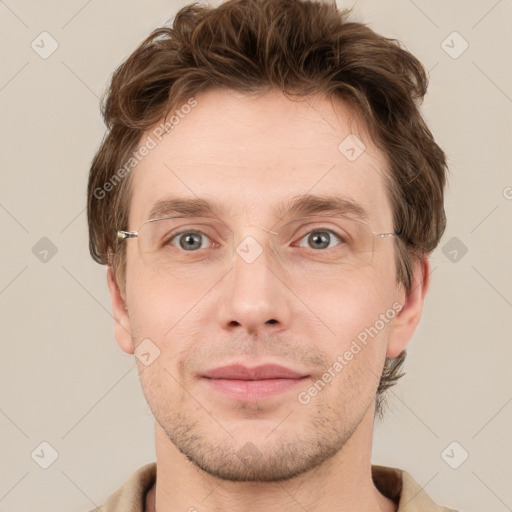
[87,0,448,418]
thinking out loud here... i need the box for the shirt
[90,462,460,511]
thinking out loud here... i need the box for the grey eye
[171,231,212,251]
[296,229,342,250]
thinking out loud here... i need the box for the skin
[107,88,430,512]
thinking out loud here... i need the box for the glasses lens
[273,215,375,269]
[138,217,233,270]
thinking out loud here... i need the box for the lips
[202,363,307,380]
[201,364,310,401]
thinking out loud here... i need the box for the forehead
[128,88,393,230]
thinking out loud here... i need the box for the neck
[146,404,397,512]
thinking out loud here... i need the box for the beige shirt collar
[92,462,459,512]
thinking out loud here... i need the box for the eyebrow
[147,193,371,224]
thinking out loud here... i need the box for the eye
[294,229,343,250]
[169,230,214,251]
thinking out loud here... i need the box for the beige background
[1,0,511,510]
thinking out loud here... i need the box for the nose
[216,230,291,336]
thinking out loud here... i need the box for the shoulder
[88,462,157,512]
[372,464,461,512]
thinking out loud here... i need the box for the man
[87,0,458,510]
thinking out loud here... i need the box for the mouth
[200,363,310,401]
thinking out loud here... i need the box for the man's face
[117,88,405,481]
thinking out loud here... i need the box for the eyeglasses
[117,215,400,283]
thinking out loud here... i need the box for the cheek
[126,266,207,339]
[307,264,392,326]
[301,268,395,374]
[125,270,209,395]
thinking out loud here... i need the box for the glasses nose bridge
[237,222,279,247]
[226,222,280,266]
[244,222,279,237]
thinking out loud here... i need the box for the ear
[106,266,134,354]
[386,257,430,358]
